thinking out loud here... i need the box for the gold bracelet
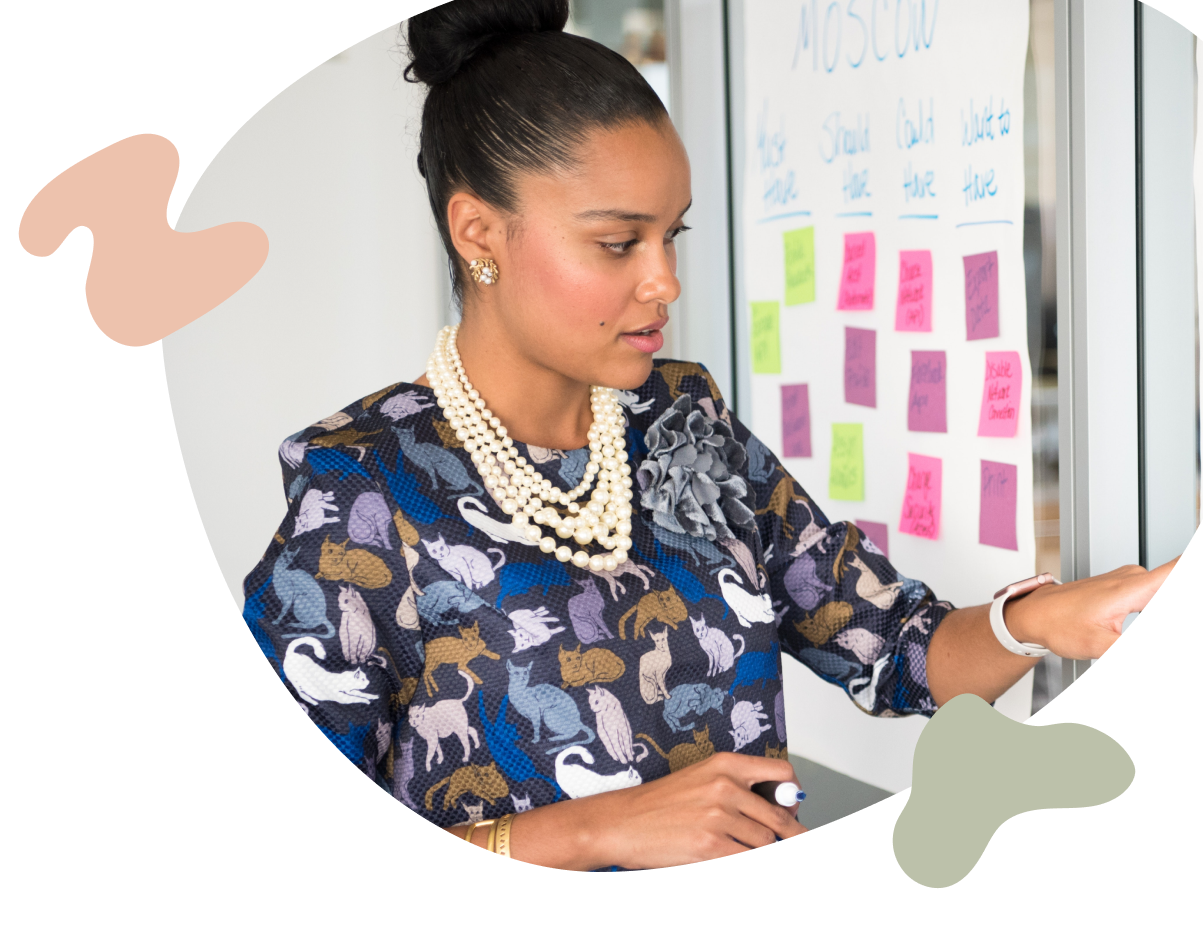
[493,813,515,858]
[464,818,496,846]
[485,817,501,854]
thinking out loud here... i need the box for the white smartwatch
[989,573,1061,658]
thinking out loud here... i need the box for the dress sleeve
[240,443,425,796]
[700,377,953,718]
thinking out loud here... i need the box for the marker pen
[752,780,806,806]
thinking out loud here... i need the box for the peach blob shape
[19,134,268,347]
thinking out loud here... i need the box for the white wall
[163,24,447,606]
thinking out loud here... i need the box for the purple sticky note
[980,460,1018,550]
[856,520,890,558]
[899,453,942,540]
[908,351,947,433]
[963,251,999,340]
[896,250,933,331]
[837,232,876,310]
[844,327,876,408]
[781,384,812,458]
[977,351,1023,437]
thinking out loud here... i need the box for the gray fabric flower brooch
[636,394,756,541]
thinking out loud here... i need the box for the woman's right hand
[482,752,807,871]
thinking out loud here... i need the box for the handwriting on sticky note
[844,327,876,408]
[837,232,876,310]
[750,301,781,373]
[963,250,999,340]
[829,423,864,501]
[781,384,812,457]
[979,460,1018,550]
[899,453,942,539]
[908,350,947,432]
[784,227,815,306]
[855,520,889,558]
[896,250,932,331]
[977,351,1022,437]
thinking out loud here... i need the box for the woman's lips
[620,328,665,354]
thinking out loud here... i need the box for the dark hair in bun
[403,0,670,302]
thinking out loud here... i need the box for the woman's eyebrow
[574,200,692,224]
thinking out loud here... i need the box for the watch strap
[989,574,1060,658]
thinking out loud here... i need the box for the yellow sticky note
[784,226,816,306]
[829,423,864,501]
[751,301,781,374]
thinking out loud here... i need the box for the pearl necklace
[425,324,634,574]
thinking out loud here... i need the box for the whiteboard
[733,0,1034,791]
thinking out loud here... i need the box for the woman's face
[467,118,692,391]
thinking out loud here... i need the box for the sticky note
[980,460,1018,550]
[907,350,947,433]
[895,250,933,331]
[837,232,876,310]
[977,351,1023,437]
[784,227,816,306]
[750,301,781,373]
[829,423,864,501]
[963,250,999,340]
[898,453,942,540]
[856,520,889,558]
[844,327,876,407]
[781,384,812,457]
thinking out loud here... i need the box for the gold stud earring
[468,258,499,285]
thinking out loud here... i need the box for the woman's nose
[635,245,682,306]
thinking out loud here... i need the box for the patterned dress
[241,360,952,828]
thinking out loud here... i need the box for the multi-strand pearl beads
[425,324,635,574]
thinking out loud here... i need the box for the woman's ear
[446,191,505,266]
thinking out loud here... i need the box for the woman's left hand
[1006,556,1180,660]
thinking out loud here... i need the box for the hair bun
[405,0,570,86]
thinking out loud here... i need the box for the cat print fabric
[242,360,953,834]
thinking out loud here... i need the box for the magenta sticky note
[781,384,812,458]
[837,232,876,310]
[963,251,999,340]
[907,351,947,433]
[899,453,942,540]
[977,351,1022,437]
[844,327,876,408]
[895,250,933,331]
[980,460,1018,550]
[856,520,889,558]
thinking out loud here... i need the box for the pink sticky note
[895,250,932,331]
[844,327,876,407]
[899,453,942,540]
[977,351,1022,437]
[837,232,876,310]
[856,520,890,558]
[980,460,1018,550]
[781,384,812,458]
[907,351,947,433]
[963,251,999,340]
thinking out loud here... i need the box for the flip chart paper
[895,250,933,331]
[963,251,1000,340]
[750,301,781,373]
[844,327,876,407]
[979,460,1018,550]
[856,520,890,558]
[837,232,876,310]
[907,350,947,433]
[781,384,812,457]
[977,351,1022,437]
[829,423,864,501]
[899,453,942,540]
[784,226,816,305]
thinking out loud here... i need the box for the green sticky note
[829,423,864,501]
[750,301,781,374]
[784,226,816,306]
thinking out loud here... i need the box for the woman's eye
[602,239,638,255]
[667,225,692,241]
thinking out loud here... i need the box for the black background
[14,0,1188,885]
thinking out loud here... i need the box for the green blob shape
[893,694,1134,888]
[783,226,816,305]
[828,423,864,501]
[750,301,781,373]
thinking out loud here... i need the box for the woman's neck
[415,313,594,451]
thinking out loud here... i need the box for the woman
[241,0,1176,870]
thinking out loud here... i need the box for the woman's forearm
[443,794,613,871]
[925,603,1039,707]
